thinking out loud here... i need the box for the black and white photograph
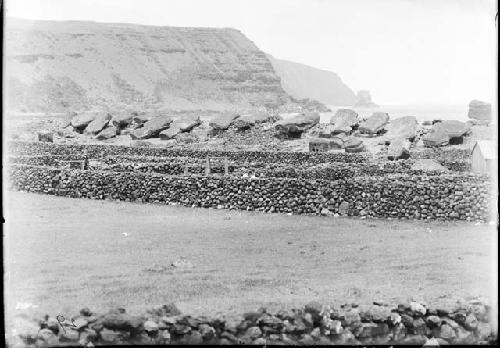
[3,0,498,346]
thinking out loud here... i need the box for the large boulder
[112,112,134,128]
[386,116,418,141]
[317,124,336,138]
[159,124,182,140]
[209,112,240,130]
[159,115,201,140]
[329,109,359,134]
[177,115,201,132]
[130,115,173,139]
[233,111,271,130]
[344,137,364,153]
[132,113,153,125]
[61,111,78,128]
[275,112,320,137]
[387,137,411,160]
[95,126,117,140]
[423,131,450,147]
[359,112,390,135]
[70,112,97,130]
[468,100,492,121]
[331,133,349,148]
[85,113,112,135]
[432,120,471,138]
[423,120,471,147]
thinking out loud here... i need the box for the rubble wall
[8,164,490,221]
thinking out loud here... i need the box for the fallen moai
[359,112,390,135]
[274,112,320,138]
[423,120,471,147]
[329,109,359,134]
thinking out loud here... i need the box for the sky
[5,0,498,105]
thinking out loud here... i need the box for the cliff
[4,18,292,113]
[267,55,357,106]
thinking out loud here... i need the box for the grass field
[4,191,497,322]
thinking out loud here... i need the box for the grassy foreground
[4,191,497,322]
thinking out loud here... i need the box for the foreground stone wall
[9,165,490,221]
[7,300,497,346]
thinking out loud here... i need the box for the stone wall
[7,300,496,346]
[9,164,491,221]
[8,141,370,164]
[8,154,471,180]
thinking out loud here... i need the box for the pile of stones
[9,165,491,221]
[7,300,496,346]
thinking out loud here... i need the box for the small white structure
[471,140,496,174]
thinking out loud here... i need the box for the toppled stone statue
[131,116,173,140]
[386,116,418,141]
[85,113,112,135]
[209,112,240,130]
[387,137,410,160]
[359,112,390,135]
[329,109,359,134]
[423,120,471,147]
[274,112,320,138]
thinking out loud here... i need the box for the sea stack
[354,90,378,108]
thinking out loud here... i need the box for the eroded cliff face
[267,55,357,106]
[5,18,291,113]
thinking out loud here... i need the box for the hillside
[4,18,293,113]
[267,55,356,106]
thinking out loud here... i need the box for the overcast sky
[5,0,498,105]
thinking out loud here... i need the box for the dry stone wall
[9,164,491,221]
[7,300,497,346]
[8,154,472,180]
[8,141,370,165]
